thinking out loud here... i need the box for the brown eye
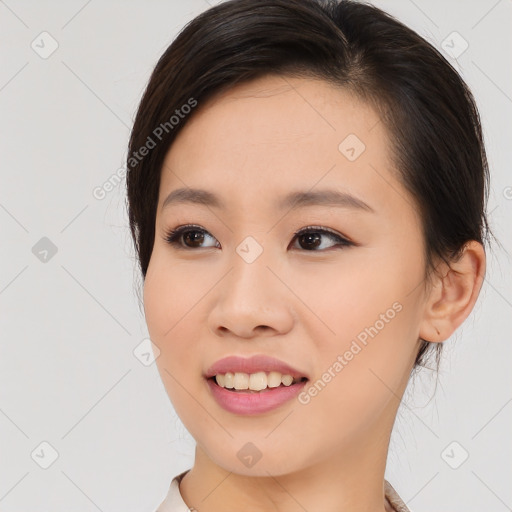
[164,225,219,249]
[182,230,205,247]
[297,231,322,249]
[290,226,353,251]
[163,224,353,252]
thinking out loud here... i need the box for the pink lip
[206,378,307,415]
[204,355,308,380]
[204,355,310,415]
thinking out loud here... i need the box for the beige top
[156,470,411,511]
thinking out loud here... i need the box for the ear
[419,241,486,343]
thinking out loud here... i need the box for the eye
[163,224,220,249]
[290,225,354,251]
[163,224,354,251]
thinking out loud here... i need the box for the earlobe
[419,241,486,343]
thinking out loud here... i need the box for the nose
[207,247,295,339]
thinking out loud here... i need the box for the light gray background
[1,0,511,511]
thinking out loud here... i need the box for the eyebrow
[161,187,375,213]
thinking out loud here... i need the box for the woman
[126,0,491,510]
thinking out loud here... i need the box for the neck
[179,416,396,512]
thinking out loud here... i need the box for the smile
[204,355,309,414]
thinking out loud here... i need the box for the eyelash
[163,224,354,252]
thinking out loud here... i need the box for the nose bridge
[208,236,294,336]
[227,236,276,308]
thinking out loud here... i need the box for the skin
[143,74,486,512]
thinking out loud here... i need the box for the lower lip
[206,378,307,415]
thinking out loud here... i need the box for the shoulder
[155,470,192,512]
[385,480,411,512]
[156,472,409,512]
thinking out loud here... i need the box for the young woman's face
[144,75,429,476]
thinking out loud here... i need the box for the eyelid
[163,224,355,250]
[290,225,355,250]
[163,224,219,249]
[293,225,353,242]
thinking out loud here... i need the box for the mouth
[204,354,309,393]
[207,373,309,393]
[205,370,309,415]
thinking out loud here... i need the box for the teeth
[234,372,248,390]
[224,372,234,389]
[267,371,282,388]
[249,371,267,391]
[214,371,301,391]
[281,374,293,386]
[215,373,226,387]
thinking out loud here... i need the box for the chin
[203,443,309,478]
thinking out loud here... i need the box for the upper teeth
[215,371,299,391]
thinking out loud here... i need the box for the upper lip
[205,355,309,380]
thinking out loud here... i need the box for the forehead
[166,74,386,158]
[159,74,403,216]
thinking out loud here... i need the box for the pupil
[301,232,320,249]
[185,231,203,246]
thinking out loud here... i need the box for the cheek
[298,250,424,415]
[143,255,206,393]
[293,251,418,347]
[143,254,206,342]
[296,301,419,447]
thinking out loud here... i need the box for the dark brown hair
[126,0,492,369]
